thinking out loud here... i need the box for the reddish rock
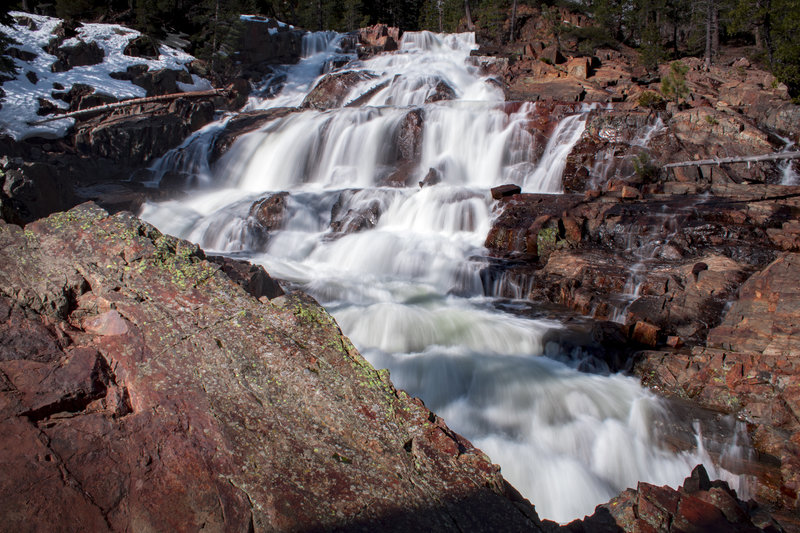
[491,184,522,199]
[587,465,767,532]
[358,24,400,50]
[666,335,683,348]
[632,320,660,346]
[620,185,640,199]
[0,204,544,532]
[707,253,800,355]
[82,310,129,336]
[566,56,590,79]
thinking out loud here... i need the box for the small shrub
[638,90,666,110]
[661,61,689,104]
[632,152,658,182]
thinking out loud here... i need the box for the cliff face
[0,203,543,532]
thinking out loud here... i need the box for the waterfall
[140,29,751,523]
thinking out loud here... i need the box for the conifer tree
[1,10,19,75]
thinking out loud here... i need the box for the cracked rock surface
[0,203,544,532]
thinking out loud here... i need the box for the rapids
[140,29,751,523]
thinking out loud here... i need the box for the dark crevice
[22,387,107,423]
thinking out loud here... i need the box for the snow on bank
[0,11,211,140]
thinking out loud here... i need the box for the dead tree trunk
[27,88,228,125]
[664,151,800,168]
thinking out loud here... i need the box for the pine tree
[1,10,19,75]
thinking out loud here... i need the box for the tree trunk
[27,88,228,125]
[711,4,719,61]
[509,0,517,42]
[438,0,443,32]
[465,0,474,31]
[704,0,713,68]
[763,0,774,67]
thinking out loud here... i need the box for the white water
[140,29,750,523]
[778,135,800,185]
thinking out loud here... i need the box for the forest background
[2,0,799,99]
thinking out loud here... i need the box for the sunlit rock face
[0,204,544,532]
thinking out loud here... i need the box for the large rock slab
[707,253,800,355]
[0,204,544,532]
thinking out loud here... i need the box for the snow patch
[0,11,209,140]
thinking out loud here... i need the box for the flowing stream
[140,30,751,523]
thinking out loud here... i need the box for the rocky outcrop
[109,64,195,96]
[483,183,800,515]
[0,203,546,532]
[49,40,104,73]
[572,465,780,532]
[357,24,400,58]
[234,17,304,78]
[73,98,215,167]
[303,70,378,109]
[123,35,160,59]
[330,189,384,234]
[484,185,800,349]
[0,159,76,224]
[635,253,800,510]
[249,191,288,231]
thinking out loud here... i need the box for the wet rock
[249,192,288,231]
[303,70,378,110]
[0,204,544,532]
[419,168,442,188]
[73,98,216,167]
[426,78,456,103]
[210,107,297,162]
[491,184,522,200]
[234,18,303,76]
[50,40,104,73]
[396,108,424,162]
[330,190,383,233]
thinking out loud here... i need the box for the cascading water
[140,29,751,523]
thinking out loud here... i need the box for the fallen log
[664,151,800,168]
[27,88,229,125]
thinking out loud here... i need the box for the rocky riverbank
[473,8,800,528]
[3,8,800,532]
[0,203,551,532]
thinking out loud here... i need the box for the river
[140,28,750,523]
